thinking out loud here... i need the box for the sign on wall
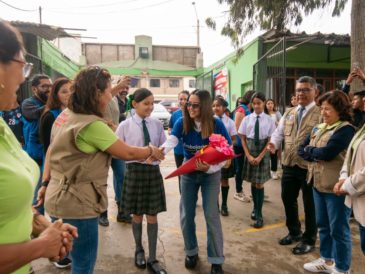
[213,68,229,100]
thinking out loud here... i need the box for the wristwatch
[41,180,50,187]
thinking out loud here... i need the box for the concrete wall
[153,46,199,68]
[82,43,135,65]
[83,37,199,68]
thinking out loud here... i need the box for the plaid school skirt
[121,163,166,215]
[242,138,270,184]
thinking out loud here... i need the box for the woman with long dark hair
[163,89,231,274]
[39,77,72,155]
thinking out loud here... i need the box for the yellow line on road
[244,215,305,233]
[108,215,305,235]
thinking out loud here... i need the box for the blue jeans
[63,218,99,274]
[180,171,224,264]
[313,188,352,272]
[233,145,244,193]
[360,225,365,255]
[111,158,125,203]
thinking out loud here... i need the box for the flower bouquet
[165,134,238,179]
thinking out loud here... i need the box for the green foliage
[208,0,348,50]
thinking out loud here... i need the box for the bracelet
[41,180,49,187]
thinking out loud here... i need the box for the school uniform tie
[297,106,306,129]
[254,115,260,146]
[142,119,151,146]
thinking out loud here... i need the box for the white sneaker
[303,258,335,273]
[271,171,279,180]
[234,191,251,203]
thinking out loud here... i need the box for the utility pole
[39,6,43,73]
[192,2,200,49]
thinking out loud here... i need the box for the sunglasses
[88,65,105,79]
[12,58,33,78]
[186,102,200,109]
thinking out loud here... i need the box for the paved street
[33,152,365,274]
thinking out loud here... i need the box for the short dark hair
[69,66,111,117]
[183,89,214,138]
[31,74,51,87]
[317,90,353,123]
[0,21,24,64]
[132,88,153,104]
[46,77,71,110]
[297,76,317,89]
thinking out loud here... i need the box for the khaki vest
[307,121,353,193]
[45,109,112,219]
[282,105,321,169]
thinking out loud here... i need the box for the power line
[45,0,176,15]
[48,0,146,10]
[0,0,37,12]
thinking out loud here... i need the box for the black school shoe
[117,213,132,223]
[185,254,199,269]
[53,257,72,269]
[98,211,109,226]
[278,233,302,245]
[211,264,224,274]
[147,260,167,274]
[252,218,264,229]
[292,241,315,255]
[220,205,229,216]
[135,250,146,269]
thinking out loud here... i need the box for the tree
[207,0,365,91]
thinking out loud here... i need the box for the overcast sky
[0,0,352,65]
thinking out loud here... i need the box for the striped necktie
[297,106,306,129]
[142,119,151,146]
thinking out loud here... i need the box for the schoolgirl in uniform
[264,99,282,180]
[116,88,167,274]
[162,90,231,274]
[212,96,237,216]
[238,92,276,228]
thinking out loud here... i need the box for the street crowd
[1,20,365,274]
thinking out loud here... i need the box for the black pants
[281,165,317,245]
[233,145,244,193]
[270,151,278,172]
[174,153,184,194]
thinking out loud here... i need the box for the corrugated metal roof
[10,21,72,40]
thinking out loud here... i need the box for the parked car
[151,103,171,129]
[159,100,179,113]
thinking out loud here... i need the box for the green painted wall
[199,38,261,107]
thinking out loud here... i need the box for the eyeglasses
[38,84,52,90]
[12,58,33,78]
[295,88,313,93]
[186,102,200,109]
